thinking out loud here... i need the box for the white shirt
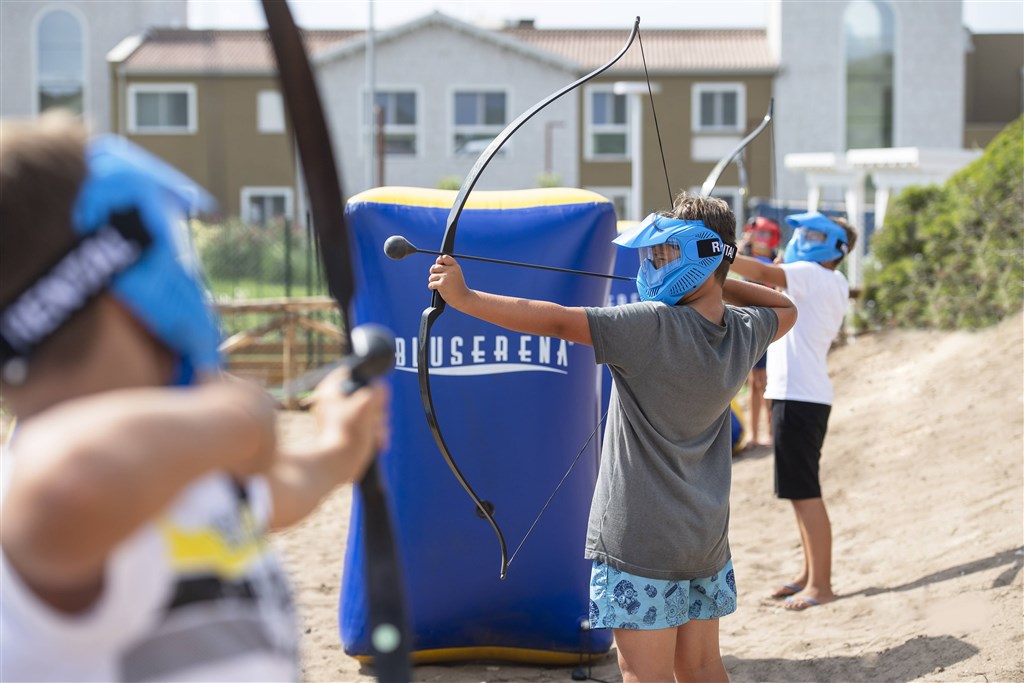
[1,458,299,682]
[764,260,849,405]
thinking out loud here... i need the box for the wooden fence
[216,296,344,408]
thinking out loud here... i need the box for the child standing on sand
[426,193,796,682]
[731,211,856,611]
[738,216,782,451]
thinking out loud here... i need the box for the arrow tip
[384,235,416,260]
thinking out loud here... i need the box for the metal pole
[375,104,385,186]
[365,0,376,189]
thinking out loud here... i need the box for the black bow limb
[259,2,411,681]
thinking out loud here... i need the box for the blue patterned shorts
[588,560,737,630]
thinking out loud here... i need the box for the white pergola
[784,147,982,288]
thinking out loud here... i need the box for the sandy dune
[273,311,1024,683]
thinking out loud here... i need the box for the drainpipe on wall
[117,65,126,136]
[365,0,376,191]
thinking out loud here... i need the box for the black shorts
[771,400,831,499]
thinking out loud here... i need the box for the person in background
[737,217,781,452]
[0,113,388,681]
[730,211,856,611]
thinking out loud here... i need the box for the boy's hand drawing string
[260,2,411,681]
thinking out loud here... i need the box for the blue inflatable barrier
[341,187,617,665]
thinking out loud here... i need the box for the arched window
[844,0,894,149]
[37,9,84,115]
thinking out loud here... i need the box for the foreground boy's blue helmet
[782,211,849,264]
[613,213,736,305]
[0,135,220,385]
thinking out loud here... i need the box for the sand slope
[273,310,1024,683]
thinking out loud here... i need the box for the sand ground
[272,311,1024,683]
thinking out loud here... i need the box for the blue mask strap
[169,357,196,387]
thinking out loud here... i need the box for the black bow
[260,2,411,681]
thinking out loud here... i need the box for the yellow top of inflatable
[348,186,612,210]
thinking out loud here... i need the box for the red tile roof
[118,28,359,72]
[500,27,775,73]
[118,24,774,74]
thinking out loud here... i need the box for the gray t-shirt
[583,301,778,580]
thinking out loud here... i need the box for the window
[36,9,84,115]
[845,0,895,149]
[241,187,293,226]
[586,186,632,221]
[128,83,197,134]
[366,90,418,156]
[453,90,507,156]
[691,185,744,226]
[257,90,285,134]
[692,83,745,133]
[585,86,629,159]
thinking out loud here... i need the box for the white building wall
[319,21,579,196]
[892,2,966,149]
[768,0,965,202]
[0,0,186,132]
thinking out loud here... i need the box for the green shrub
[536,171,562,188]
[191,218,323,299]
[859,116,1023,330]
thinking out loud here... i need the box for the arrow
[384,235,633,282]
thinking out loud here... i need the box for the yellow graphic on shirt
[158,505,266,580]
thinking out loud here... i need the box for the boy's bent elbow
[774,305,798,341]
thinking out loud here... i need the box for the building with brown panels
[108,29,357,223]
[93,8,1021,227]
[964,33,1024,149]
[504,24,776,223]
[108,16,777,225]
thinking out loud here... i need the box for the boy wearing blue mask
[0,114,388,681]
[730,211,857,612]
[427,193,796,683]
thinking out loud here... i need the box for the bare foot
[783,588,835,610]
[739,440,770,454]
[769,582,804,599]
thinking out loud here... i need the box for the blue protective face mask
[73,137,223,384]
[614,214,736,305]
[782,212,849,264]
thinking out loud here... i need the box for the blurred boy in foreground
[0,113,388,681]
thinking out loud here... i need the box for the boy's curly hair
[664,191,736,284]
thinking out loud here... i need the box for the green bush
[536,171,562,188]
[191,218,323,299]
[859,116,1023,330]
